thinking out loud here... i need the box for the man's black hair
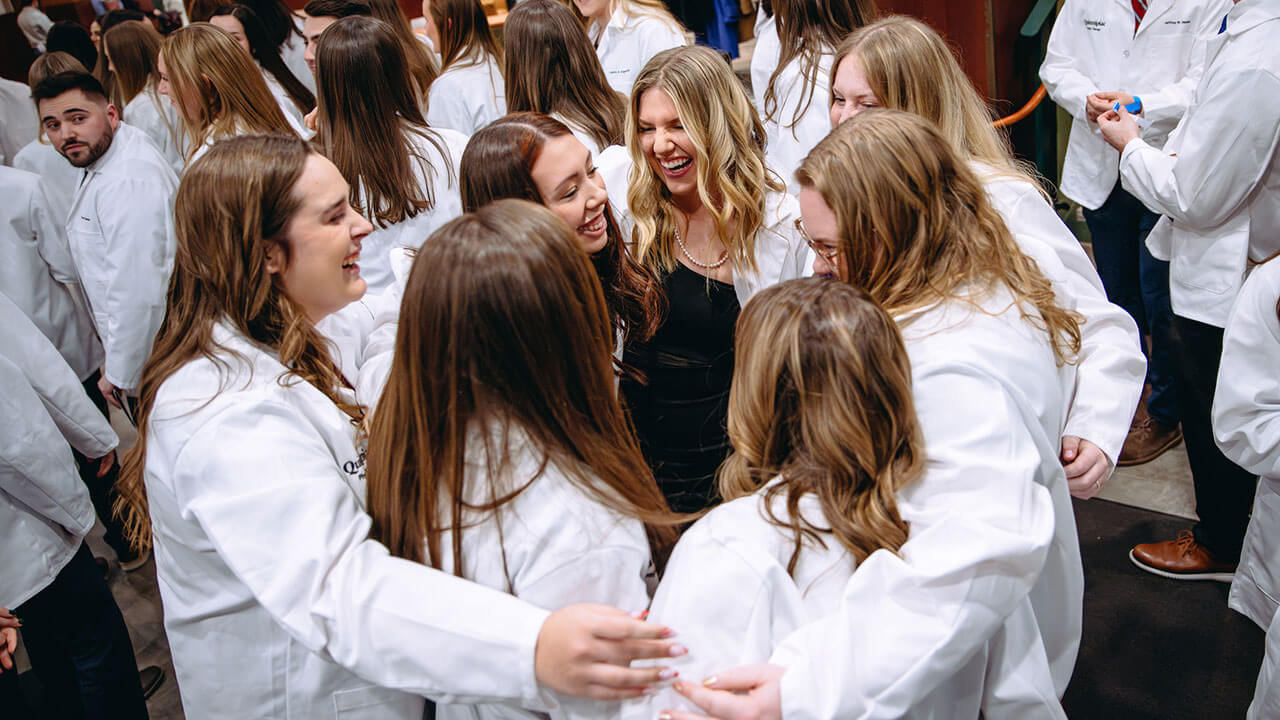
[32,71,109,107]
[302,0,371,20]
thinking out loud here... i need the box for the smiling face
[798,187,845,279]
[209,15,252,56]
[530,134,610,254]
[39,89,119,168]
[303,14,339,76]
[829,53,881,128]
[637,87,699,204]
[265,153,373,323]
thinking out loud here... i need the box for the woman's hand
[1098,108,1142,152]
[662,664,785,720]
[0,608,21,672]
[534,604,685,701]
[1061,435,1112,500]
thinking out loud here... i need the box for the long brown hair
[365,200,680,573]
[721,277,919,574]
[764,0,874,129]
[161,23,296,160]
[315,16,451,227]
[832,15,1038,187]
[430,0,502,71]
[103,21,163,104]
[503,0,626,151]
[796,110,1081,364]
[211,4,315,114]
[116,135,364,551]
[459,112,665,349]
[627,45,783,276]
[366,0,438,103]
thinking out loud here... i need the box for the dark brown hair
[429,0,502,71]
[365,199,680,572]
[459,112,665,353]
[211,4,315,114]
[315,16,451,227]
[722,277,919,573]
[117,135,363,550]
[366,0,438,102]
[503,0,625,151]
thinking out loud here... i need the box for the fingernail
[672,681,685,694]
[659,627,677,638]
[702,675,717,687]
[630,610,649,620]
[669,644,688,657]
[659,668,679,680]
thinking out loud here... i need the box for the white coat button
[1123,50,1130,57]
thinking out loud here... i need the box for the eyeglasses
[795,219,840,261]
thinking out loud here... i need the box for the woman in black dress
[618,45,808,514]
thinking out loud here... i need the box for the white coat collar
[1134,0,1177,36]
[1222,0,1280,36]
[82,120,138,177]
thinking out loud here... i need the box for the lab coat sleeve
[1119,67,1280,231]
[171,399,552,706]
[621,535,777,720]
[770,365,1057,720]
[31,177,80,287]
[0,354,94,538]
[0,294,117,459]
[1213,260,1280,478]
[999,185,1145,464]
[1039,0,1102,121]
[96,175,176,391]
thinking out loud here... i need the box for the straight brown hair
[315,16,451,227]
[430,0,502,71]
[366,0,438,102]
[102,21,162,104]
[765,0,875,129]
[365,200,681,573]
[503,0,626,151]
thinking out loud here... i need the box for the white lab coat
[1212,257,1280,720]
[1211,257,1280,630]
[434,424,652,720]
[1040,0,1228,209]
[749,8,779,117]
[14,138,82,222]
[0,77,38,167]
[762,52,835,195]
[282,15,316,95]
[0,292,116,610]
[626,484,1064,719]
[769,286,1079,719]
[981,166,1146,464]
[427,54,506,135]
[551,113,609,157]
[1119,0,1280,328]
[264,70,310,139]
[65,122,178,393]
[123,86,185,174]
[145,320,561,719]
[357,127,467,294]
[589,6,687,97]
[17,6,52,52]
[0,166,102,381]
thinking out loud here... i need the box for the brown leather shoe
[1118,416,1182,466]
[1130,530,1236,582]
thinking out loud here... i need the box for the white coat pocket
[332,684,424,719]
[1170,220,1248,294]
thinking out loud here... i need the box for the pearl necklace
[673,223,729,269]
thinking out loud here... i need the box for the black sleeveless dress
[621,263,740,514]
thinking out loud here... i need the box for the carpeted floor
[1065,497,1265,718]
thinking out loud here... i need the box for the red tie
[1133,0,1148,33]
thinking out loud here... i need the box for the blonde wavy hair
[721,277,920,573]
[832,15,1038,186]
[626,45,782,276]
[796,110,1081,364]
[161,23,294,160]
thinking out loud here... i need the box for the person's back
[18,0,54,52]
